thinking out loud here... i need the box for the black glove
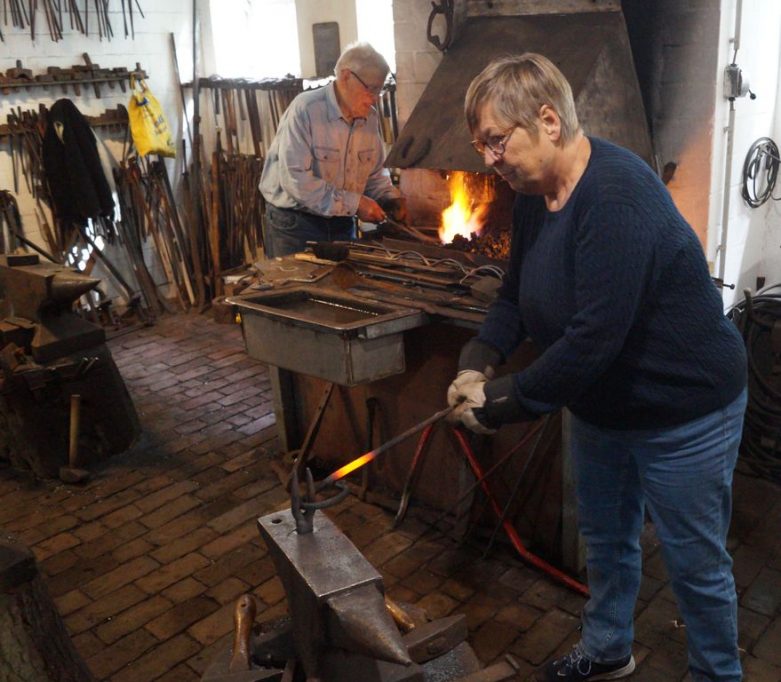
[458,338,503,375]
[480,375,540,426]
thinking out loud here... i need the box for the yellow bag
[128,78,176,157]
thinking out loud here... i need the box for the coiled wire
[741,137,780,208]
[727,285,781,483]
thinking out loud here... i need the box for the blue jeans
[571,388,747,682]
[263,204,356,258]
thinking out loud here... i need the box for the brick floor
[1,313,780,681]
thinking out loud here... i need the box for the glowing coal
[438,172,495,244]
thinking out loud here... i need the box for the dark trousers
[263,204,356,258]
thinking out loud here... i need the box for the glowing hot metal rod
[316,406,453,490]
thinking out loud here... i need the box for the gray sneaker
[539,644,635,681]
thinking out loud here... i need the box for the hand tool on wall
[170,33,192,147]
[0,190,24,252]
[221,89,235,155]
[66,0,85,34]
[244,89,263,158]
[80,53,101,97]
[41,0,64,41]
[6,60,32,87]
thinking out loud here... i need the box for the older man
[259,42,406,258]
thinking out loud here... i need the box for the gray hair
[465,53,580,143]
[335,42,390,80]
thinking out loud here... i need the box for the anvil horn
[326,584,412,666]
[49,272,101,304]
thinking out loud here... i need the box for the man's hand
[380,197,408,225]
[357,195,386,223]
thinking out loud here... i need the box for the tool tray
[228,286,426,385]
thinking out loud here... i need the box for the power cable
[741,137,780,208]
[727,286,781,484]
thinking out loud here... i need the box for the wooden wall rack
[0,105,129,138]
[183,76,303,91]
[0,55,147,96]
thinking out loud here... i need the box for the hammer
[59,394,90,484]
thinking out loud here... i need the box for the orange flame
[438,172,493,243]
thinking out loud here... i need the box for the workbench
[230,243,585,576]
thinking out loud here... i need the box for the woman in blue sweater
[447,53,747,682]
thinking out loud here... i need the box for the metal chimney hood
[386,11,653,173]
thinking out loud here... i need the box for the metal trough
[229,287,426,386]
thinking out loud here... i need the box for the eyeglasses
[350,70,386,97]
[471,126,518,158]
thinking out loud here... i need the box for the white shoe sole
[588,656,636,680]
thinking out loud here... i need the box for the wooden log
[0,532,94,681]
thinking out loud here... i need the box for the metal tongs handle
[379,217,440,245]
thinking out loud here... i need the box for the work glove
[450,373,542,435]
[447,369,492,408]
[447,380,497,435]
[446,338,502,433]
[379,197,409,225]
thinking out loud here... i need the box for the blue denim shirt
[259,82,399,217]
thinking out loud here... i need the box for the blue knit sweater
[478,137,747,429]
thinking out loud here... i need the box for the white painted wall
[710,0,781,307]
[208,0,300,78]
[295,0,358,78]
[0,1,193,302]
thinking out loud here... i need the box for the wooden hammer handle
[68,395,81,468]
[229,593,256,672]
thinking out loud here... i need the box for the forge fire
[438,171,493,243]
[437,171,512,260]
